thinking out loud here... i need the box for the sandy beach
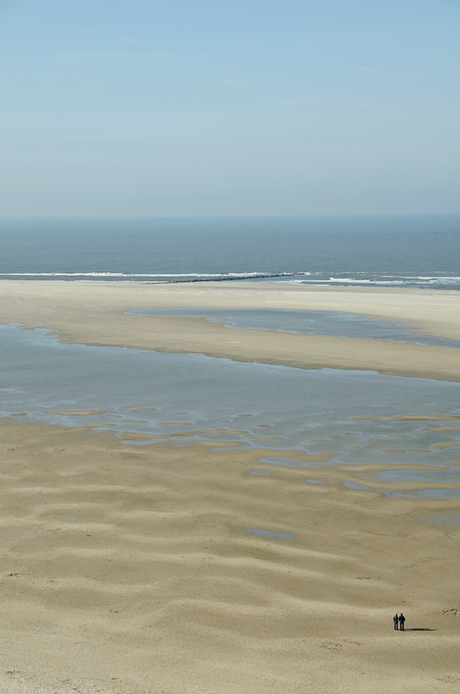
[0,281,459,694]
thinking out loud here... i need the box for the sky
[0,0,459,217]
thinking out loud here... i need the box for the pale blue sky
[1,0,459,216]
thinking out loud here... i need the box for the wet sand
[0,281,459,693]
[0,421,459,694]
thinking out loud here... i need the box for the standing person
[393,613,399,630]
[399,613,405,631]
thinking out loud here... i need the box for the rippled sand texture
[1,421,459,694]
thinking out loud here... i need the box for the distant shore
[0,280,459,694]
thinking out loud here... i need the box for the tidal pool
[1,323,459,497]
[127,307,460,349]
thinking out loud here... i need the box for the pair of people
[393,613,405,630]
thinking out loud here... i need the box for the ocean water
[1,215,460,288]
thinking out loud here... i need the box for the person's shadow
[405,628,437,631]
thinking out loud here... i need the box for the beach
[0,281,459,694]
[2,280,460,379]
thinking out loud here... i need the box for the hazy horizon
[1,212,460,221]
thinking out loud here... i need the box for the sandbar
[0,280,459,381]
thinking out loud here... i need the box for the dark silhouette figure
[399,613,405,631]
[393,613,399,630]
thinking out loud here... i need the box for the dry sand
[0,281,459,693]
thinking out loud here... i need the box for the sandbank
[0,280,460,381]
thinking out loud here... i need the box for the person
[399,613,405,631]
[393,613,399,630]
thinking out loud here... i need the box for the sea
[1,216,460,504]
[1,215,460,288]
